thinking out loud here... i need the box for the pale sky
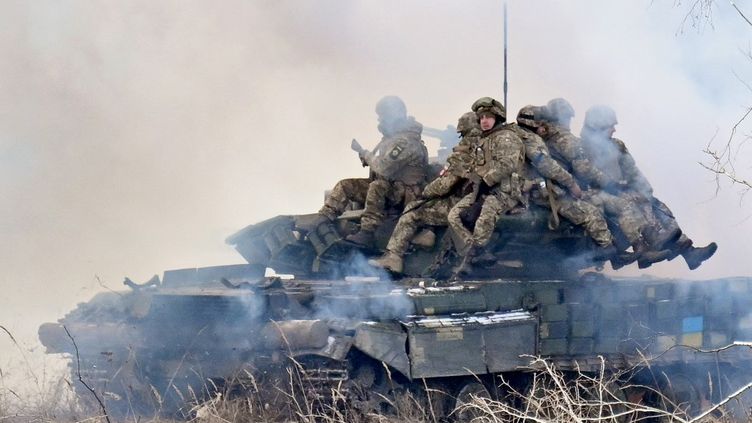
[1,0,751,392]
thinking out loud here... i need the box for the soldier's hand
[569,182,583,199]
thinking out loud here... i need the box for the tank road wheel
[452,380,492,422]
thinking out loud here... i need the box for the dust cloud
[0,0,750,395]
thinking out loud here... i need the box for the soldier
[301,96,429,247]
[447,97,526,276]
[508,105,620,262]
[579,105,717,270]
[540,99,679,269]
[368,112,480,273]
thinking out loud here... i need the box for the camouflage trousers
[447,191,519,252]
[319,177,422,232]
[586,190,648,246]
[386,197,455,256]
[530,189,613,247]
[624,193,688,249]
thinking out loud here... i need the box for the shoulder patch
[389,145,404,159]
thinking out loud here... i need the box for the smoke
[2,0,752,398]
[314,252,415,320]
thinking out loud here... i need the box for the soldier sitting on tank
[539,99,681,269]
[447,97,526,277]
[368,112,480,274]
[579,105,717,270]
[299,96,430,248]
[504,105,636,267]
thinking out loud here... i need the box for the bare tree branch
[730,0,752,27]
[63,325,111,423]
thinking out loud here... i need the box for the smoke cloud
[1,0,752,397]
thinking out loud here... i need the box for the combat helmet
[546,98,575,126]
[516,105,545,130]
[456,111,480,135]
[471,97,506,122]
[584,105,618,130]
[375,96,407,121]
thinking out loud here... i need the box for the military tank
[38,204,752,421]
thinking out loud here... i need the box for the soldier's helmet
[471,97,506,122]
[516,105,545,129]
[456,111,480,134]
[584,105,618,130]
[375,96,407,121]
[546,98,575,124]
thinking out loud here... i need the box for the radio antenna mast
[503,2,509,112]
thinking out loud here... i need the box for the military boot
[665,236,693,261]
[346,229,375,248]
[635,240,674,269]
[643,226,682,250]
[682,242,718,270]
[368,252,404,274]
[611,252,639,270]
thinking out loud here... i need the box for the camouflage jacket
[506,123,577,193]
[542,124,606,190]
[421,133,478,199]
[473,124,525,194]
[579,128,652,197]
[367,117,429,185]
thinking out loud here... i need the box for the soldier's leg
[360,179,392,232]
[557,197,613,247]
[386,200,449,255]
[370,199,450,273]
[447,193,476,252]
[596,191,674,268]
[473,194,517,247]
[319,178,370,220]
[595,191,646,247]
[651,197,717,269]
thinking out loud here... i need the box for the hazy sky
[1,0,752,384]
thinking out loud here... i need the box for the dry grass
[3,335,752,423]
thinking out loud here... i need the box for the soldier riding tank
[37,195,752,421]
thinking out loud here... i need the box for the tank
[38,205,752,421]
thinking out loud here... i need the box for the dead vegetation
[5,323,752,423]
[3,355,752,423]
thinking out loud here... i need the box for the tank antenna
[503,1,509,112]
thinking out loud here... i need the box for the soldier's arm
[616,139,653,197]
[370,138,423,179]
[524,134,581,195]
[423,174,461,198]
[551,133,608,190]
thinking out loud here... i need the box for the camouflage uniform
[319,103,429,236]
[369,114,480,273]
[447,98,525,253]
[545,124,646,248]
[508,111,613,248]
[580,105,716,269]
